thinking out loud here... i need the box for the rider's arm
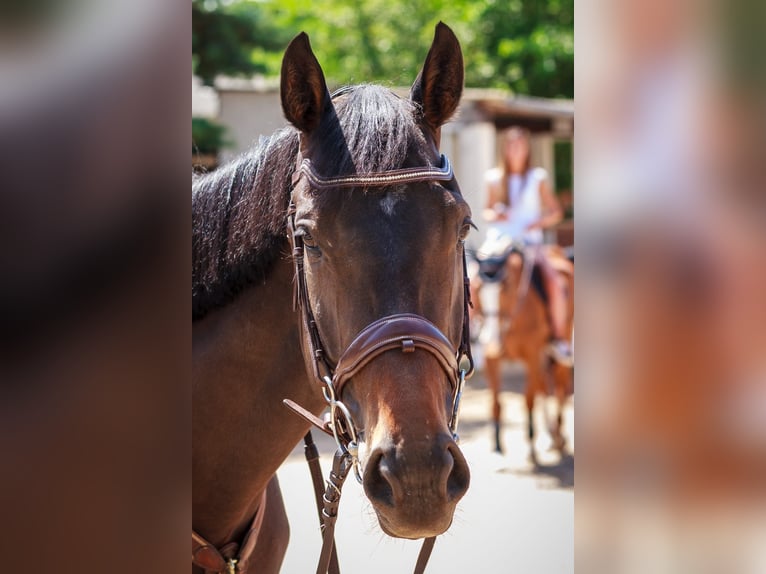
[526,176,563,231]
[483,172,508,222]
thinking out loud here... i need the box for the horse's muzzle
[362,434,470,539]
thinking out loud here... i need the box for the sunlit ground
[278,362,574,573]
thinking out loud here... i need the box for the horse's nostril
[445,442,470,501]
[363,448,395,507]
[364,441,470,508]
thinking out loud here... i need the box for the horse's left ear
[411,22,464,129]
[280,32,331,133]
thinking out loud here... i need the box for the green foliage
[554,140,573,216]
[473,0,573,97]
[192,0,573,98]
[192,0,291,85]
[554,140,572,191]
[192,117,232,154]
[249,0,484,88]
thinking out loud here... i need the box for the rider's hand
[491,203,509,221]
[525,221,542,232]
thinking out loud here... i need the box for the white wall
[218,90,287,164]
[192,77,219,118]
[446,121,496,249]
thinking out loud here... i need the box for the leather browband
[295,154,453,189]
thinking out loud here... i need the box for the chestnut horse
[193,24,472,574]
[472,244,573,456]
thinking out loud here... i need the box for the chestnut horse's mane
[192,85,425,320]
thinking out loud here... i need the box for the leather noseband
[333,313,459,398]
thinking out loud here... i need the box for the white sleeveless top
[484,166,547,245]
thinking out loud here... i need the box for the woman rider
[480,126,573,365]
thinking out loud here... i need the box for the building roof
[460,89,574,135]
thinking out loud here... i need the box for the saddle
[475,248,514,283]
[471,247,548,304]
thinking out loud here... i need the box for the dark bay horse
[193,23,471,573]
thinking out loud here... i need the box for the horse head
[281,23,471,539]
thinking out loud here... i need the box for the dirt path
[277,363,574,573]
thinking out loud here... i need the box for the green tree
[193,0,573,98]
[471,0,573,98]
[252,0,487,88]
[192,0,290,85]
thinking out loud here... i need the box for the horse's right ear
[281,32,331,133]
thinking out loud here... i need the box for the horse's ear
[410,22,464,129]
[281,32,331,133]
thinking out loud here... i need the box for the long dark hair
[499,126,532,207]
[192,128,300,320]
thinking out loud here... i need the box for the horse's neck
[192,257,324,545]
[502,266,549,336]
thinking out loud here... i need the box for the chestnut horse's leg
[545,360,570,453]
[249,475,290,574]
[485,355,503,453]
[523,349,547,463]
[477,277,505,453]
[550,265,574,453]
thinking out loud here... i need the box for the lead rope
[303,432,341,574]
[414,537,437,574]
[314,449,351,574]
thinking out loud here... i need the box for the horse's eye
[302,232,316,247]
[459,222,473,242]
[299,229,319,251]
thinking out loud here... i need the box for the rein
[284,153,474,574]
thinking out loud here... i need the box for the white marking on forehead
[379,185,406,216]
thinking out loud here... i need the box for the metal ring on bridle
[322,376,363,482]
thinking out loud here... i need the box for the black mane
[192,127,299,320]
[192,85,425,320]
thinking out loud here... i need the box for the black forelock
[310,85,428,176]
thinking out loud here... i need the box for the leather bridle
[284,151,475,574]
